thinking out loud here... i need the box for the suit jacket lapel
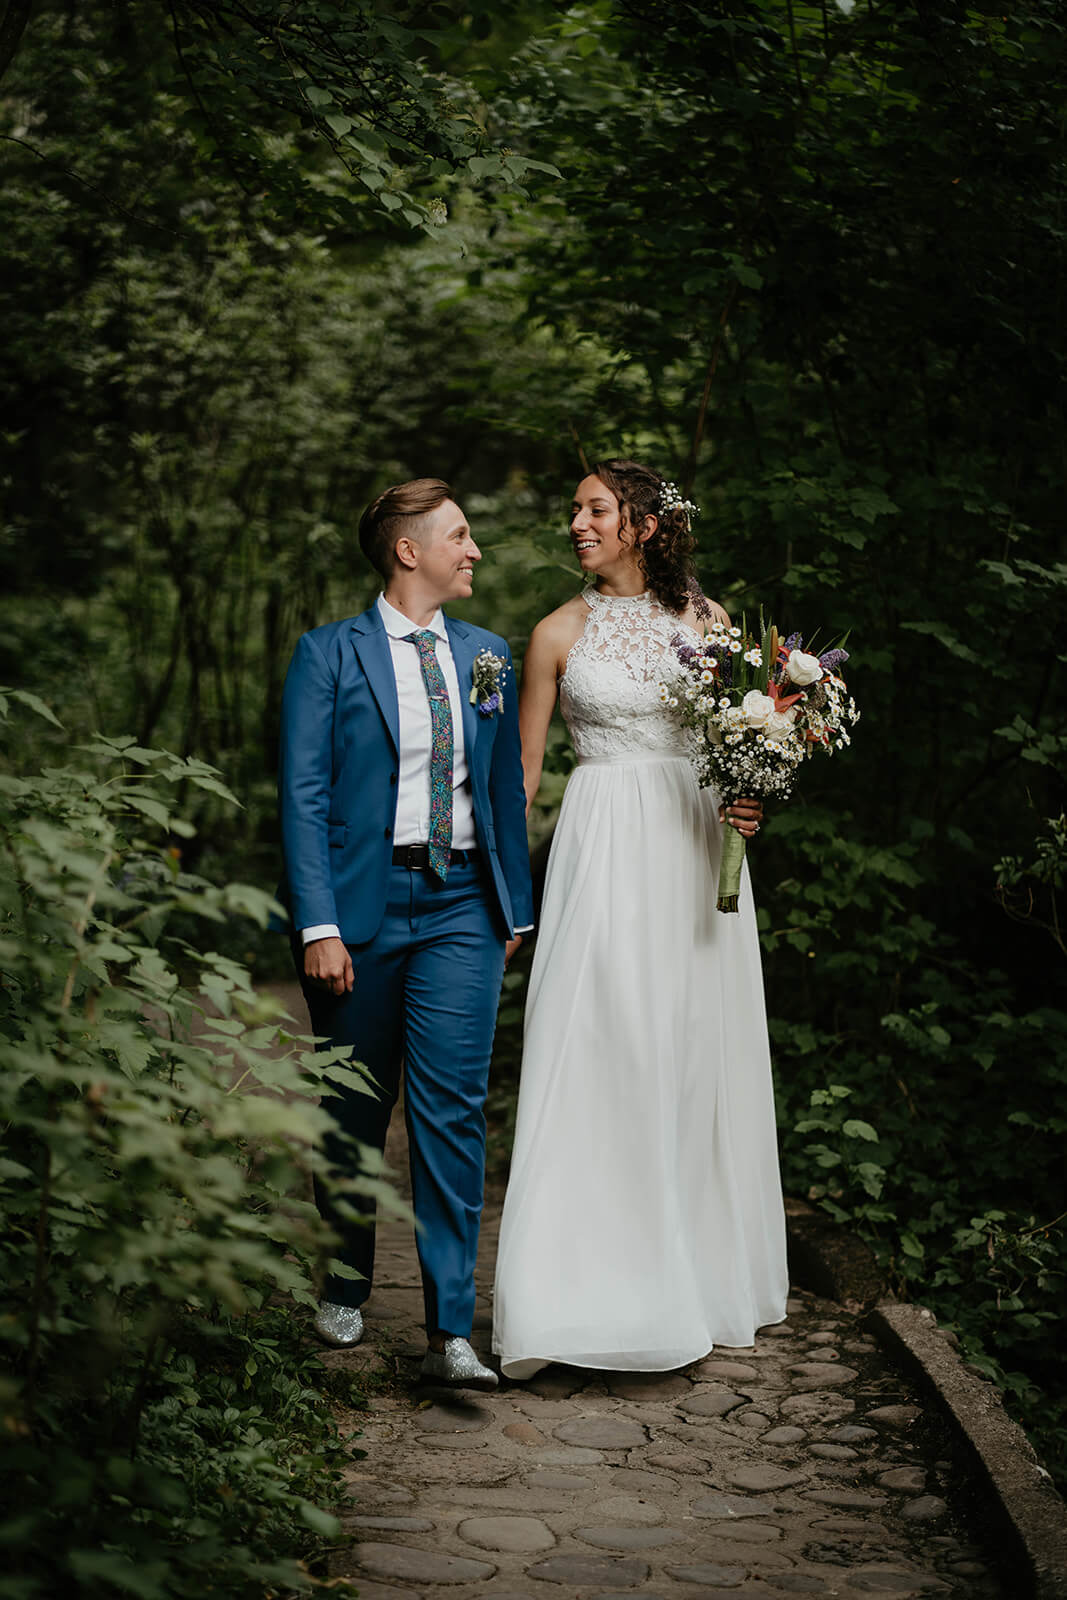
[350,608,400,754]
[445,617,481,770]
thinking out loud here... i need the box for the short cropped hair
[357,478,453,578]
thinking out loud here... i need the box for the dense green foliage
[0,694,397,1597]
[2,0,1065,1561]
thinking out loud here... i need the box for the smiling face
[569,474,652,579]
[569,475,630,573]
[399,498,481,604]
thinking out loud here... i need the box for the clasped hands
[720,797,763,839]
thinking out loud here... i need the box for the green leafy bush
[0,693,384,1598]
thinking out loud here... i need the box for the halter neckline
[583,586,653,609]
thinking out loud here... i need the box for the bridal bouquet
[660,620,859,912]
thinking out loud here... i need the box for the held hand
[304,936,354,995]
[505,935,523,968]
[719,797,763,839]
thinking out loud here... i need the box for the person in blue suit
[278,478,533,1390]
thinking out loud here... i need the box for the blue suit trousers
[301,858,506,1336]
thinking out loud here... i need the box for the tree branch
[0,135,181,236]
[568,418,590,475]
[683,282,738,497]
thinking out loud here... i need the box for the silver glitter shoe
[419,1336,498,1392]
[312,1302,364,1347]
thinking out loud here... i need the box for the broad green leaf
[9,690,62,727]
[468,155,500,179]
[125,793,171,828]
[899,621,981,665]
[298,1501,341,1538]
[186,773,240,806]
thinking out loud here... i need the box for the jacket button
[389,772,397,785]
[384,826,392,838]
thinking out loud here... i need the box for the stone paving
[313,1115,1011,1600]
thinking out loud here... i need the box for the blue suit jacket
[278,605,533,945]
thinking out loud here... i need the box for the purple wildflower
[782,631,804,654]
[478,692,501,717]
[819,647,849,672]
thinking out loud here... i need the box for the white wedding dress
[492,588,788,1378]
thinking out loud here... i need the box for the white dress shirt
[300,594,476,945]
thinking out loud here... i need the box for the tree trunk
[0,0,34,85]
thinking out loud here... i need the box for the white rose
[741,690,775,728]
[787,649,823,686]
[763,709,798,743]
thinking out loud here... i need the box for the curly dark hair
[588,458,697,614]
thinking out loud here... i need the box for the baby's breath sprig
[657,480,699,528]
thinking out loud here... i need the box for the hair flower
[658,480,700,528]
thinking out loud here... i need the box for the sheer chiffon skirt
[492,755,788,1379]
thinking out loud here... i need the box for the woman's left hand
[720,797,763,838]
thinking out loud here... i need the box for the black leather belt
[392,844,479,869]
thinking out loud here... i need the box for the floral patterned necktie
[407,630,454,880]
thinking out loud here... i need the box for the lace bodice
[560,588,696,762]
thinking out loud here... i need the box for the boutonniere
[469,649,509,717]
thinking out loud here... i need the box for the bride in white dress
[492,459,788,1379]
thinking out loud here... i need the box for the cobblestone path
[313,1113,1010,1599]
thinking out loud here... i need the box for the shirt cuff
[513,925,534,935]
[301,923,341,946]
